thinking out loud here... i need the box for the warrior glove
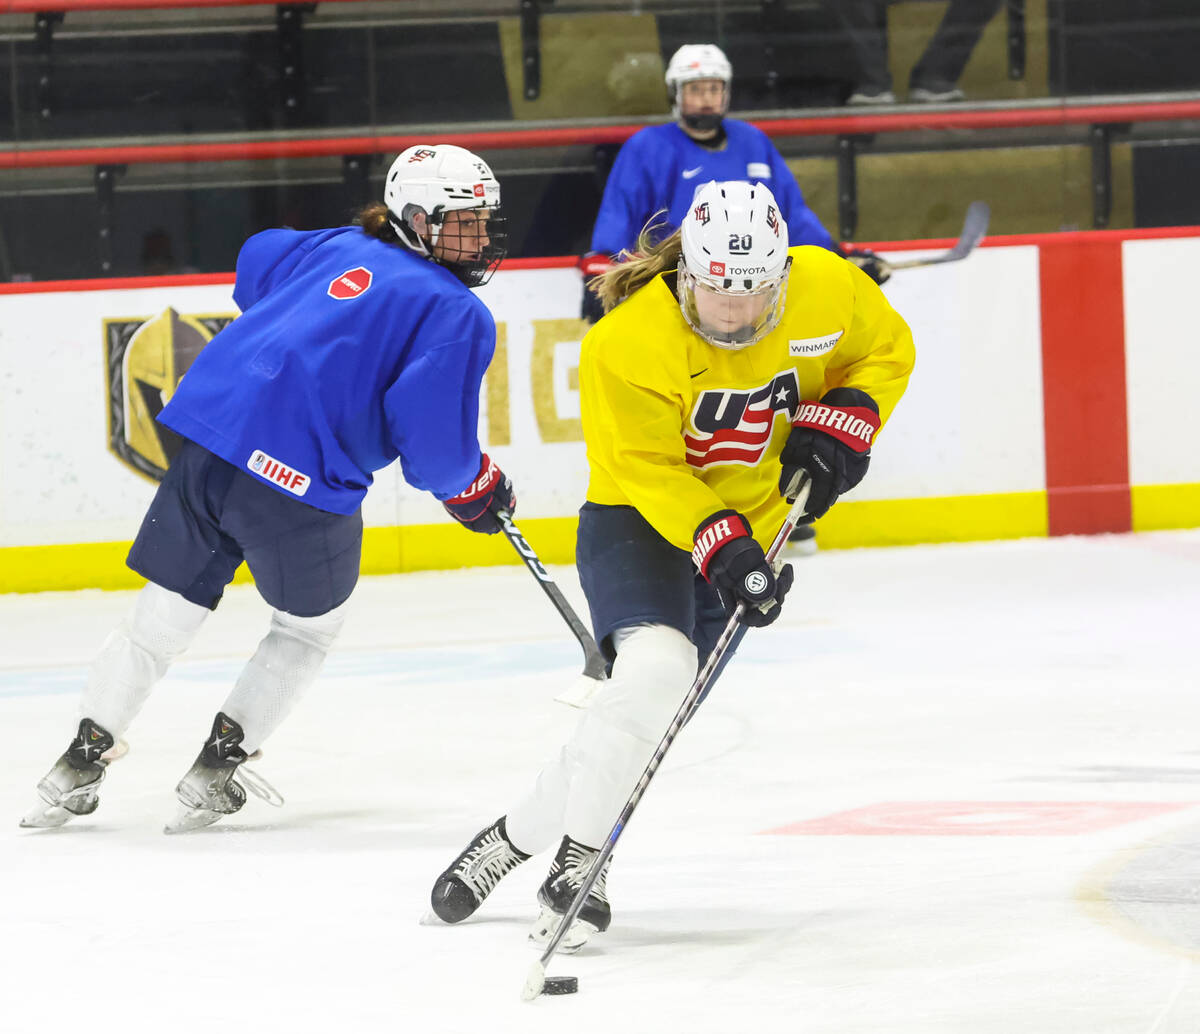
[779,387,880,521]
[693,510,793,628]
[443,453,515,535]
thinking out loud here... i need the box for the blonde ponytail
[590,214,683,315]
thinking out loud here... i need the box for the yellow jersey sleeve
[580,280,728,550]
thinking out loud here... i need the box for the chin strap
[389,214,435,259]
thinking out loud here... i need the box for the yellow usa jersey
[579,245,916,553]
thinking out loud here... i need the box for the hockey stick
[886,200,991,271]
[520,479,811,1001]
[493,508,608,703]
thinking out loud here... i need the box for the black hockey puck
[542,976,579,995]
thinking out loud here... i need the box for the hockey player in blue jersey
[581,44,890,555]
[580,43,891,323]
[22,143,517,834]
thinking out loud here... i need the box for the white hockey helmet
[383,144,506,287]
[677,180,791,349]
[665,44,732,130]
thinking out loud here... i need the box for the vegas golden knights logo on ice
[104,308,235,482]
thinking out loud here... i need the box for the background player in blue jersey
[22,144,517,834]
[580,43,892,326]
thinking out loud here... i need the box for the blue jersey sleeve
[590,131,661,256]
[383,302,495,499]
[763,145,838,252]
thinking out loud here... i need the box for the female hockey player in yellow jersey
[429,180,915,950]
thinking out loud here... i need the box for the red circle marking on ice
[328,267,373,300]
[760,801,1196,836]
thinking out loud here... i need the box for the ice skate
[429,816,531,923]
[21,718,128,829]
[528,836,612,954]
[164,712,281,834]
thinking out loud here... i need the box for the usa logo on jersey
[684,370,800,468]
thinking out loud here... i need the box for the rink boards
[1,227,1197,592]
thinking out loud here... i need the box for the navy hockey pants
[575,502,741,691]
[127,439,362,616]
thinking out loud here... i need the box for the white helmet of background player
[677,180,791,350]
[665,43,732,133]
[383,144,507,288]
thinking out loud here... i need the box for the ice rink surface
[3,530,1200,1033]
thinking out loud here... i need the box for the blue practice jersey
[590,119,838,257]
[160,226,495,515]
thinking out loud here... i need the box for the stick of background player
[21,144,518,835]
[579,42,892,326]
[427,179,915,954]
[492,506,608,702]
[580,42,890,556]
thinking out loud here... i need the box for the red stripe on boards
[1038,237,1131,535]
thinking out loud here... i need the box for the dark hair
[355,202,400,243]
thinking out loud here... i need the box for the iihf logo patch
[328,267,372,300]
[247,449,311,497]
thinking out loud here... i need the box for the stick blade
[555,673,605,709]
[946,200,990,260]
[520,960,546,1002]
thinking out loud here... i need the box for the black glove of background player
[841,246,893,285]
[579,252,611,324]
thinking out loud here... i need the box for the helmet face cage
[677,260,790,349]
[383,145,508,288]
[676,180,791,350]
[433,208,508,289]
[665,44,732,131]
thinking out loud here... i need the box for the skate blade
[19,802,71,829]
[419,910,450,926]
[163,804,224,835]
[527,905,595,954]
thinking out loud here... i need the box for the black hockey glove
[779,388,880,521]
[579,252,611,324]
[842,246,893,285]
[443,453,515,535]
[693,510,794,628]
